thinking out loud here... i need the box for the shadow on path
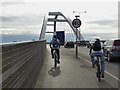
[48,67,61,77]
[97,79,115,88]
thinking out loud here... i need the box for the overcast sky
[1,0,119,40]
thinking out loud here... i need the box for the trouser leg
[51,49,54,58]
[90,54,95,65]
[56,49,60,60]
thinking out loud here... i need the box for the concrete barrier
[1,40,46,88]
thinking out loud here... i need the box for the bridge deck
[35,45,118,88]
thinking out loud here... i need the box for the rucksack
[93,41,101,51]
[52,39,59,48]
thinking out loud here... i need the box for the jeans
[90,52,105,75]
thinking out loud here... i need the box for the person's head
[53,35,57,39]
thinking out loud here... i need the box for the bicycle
[53,49,59,68]
[95,55,101,82]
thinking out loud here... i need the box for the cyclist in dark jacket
[50,35,60,63]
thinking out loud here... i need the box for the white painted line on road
[105,71,120,81]
[79,56,120,82]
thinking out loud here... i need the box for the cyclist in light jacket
[50,35,60,63]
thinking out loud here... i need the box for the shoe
[101,74,104,78]
[92,64,95,68]
[96,72,98,77]
[57,60,60,64]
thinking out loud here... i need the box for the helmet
[94,36,100,41]
[95,38,100,41]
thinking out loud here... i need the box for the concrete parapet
[1,40,46,88]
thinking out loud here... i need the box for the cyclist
[50,35,60,63]
[89,38,105,78]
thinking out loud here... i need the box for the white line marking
[79,56,120,82]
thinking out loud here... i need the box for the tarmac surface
[35,45,119,88]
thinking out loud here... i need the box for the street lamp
[73,11,86,58]
[73,11,87,17]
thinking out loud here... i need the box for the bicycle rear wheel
[97,64,101,82]
[54,53,57,68]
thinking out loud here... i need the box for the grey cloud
[82,32,117,40]
[2,16,19,22]
[1,15,44,35]
[1,2,24,6]
[87,19,118,27]
[1,15,43,28]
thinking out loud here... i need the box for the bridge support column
[54,15,58,34]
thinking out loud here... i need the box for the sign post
[72,16,81,58]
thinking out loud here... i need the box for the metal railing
[1,40,46,88]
